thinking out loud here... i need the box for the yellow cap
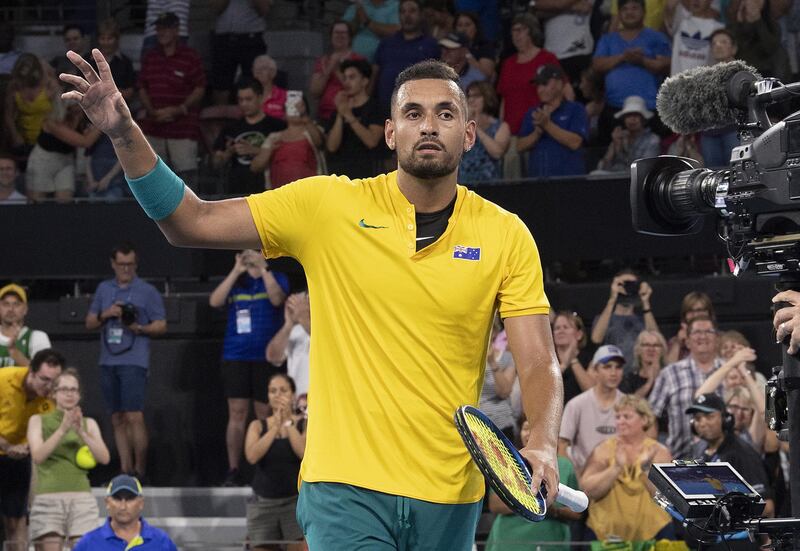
[0,283,27,304]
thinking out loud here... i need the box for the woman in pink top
[309,21,365,122]
[496,14,564,135]
[250,97,323,189]
[253,55,287,121]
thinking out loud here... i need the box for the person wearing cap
[580,395,674,543]
[649,315,724,459]
[27,368,110,550]
[138,10,206,189]
[0,283,51,368]
[517,63,588,178]
[0,348,64,549]
[439,32,486,92]
[72,475,178,550]
[595,95,660,172]
[686,393,774,519]
[592,0,670,143]
[558,344,626,474]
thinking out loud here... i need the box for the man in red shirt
[138,12,206,188]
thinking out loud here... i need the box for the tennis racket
[454,405,588,522]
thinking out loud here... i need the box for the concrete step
[92,486,250,518]
[146,517,246,547]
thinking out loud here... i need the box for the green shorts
[296,481,482,551]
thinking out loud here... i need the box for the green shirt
[34,409,91,495]
[485,456,579,551]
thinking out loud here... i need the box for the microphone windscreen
[656,61,759,134]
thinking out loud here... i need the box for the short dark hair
[465,81,499,117]
[110,241,137,260]
[687,315,717,334]
[330,20,354,42]
[63,24,84,36]
[340,58,372,79]
[390,59,465,116]
[31,348,66,373]
[400,0,423,11]
[236,78,264,96]
[269,372,297,394]
[512,13,543,48]
[455,11,485,43]
[709,28,736,47]
[0,153,17,169]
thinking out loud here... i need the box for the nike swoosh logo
[359,219,388,229]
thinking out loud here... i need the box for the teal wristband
[125,157,186,220]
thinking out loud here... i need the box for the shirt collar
[112,276,139,289]
[102,517,153,541]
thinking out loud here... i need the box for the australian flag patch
[453,245,481,261]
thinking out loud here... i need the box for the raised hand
[60,49,133,140]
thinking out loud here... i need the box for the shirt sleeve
[648,368,669,417]
[342,4,356,21]
[273,272,291,295]
[146,287,167,322]
[654,31,672,57]
[518,107,534,137]
[29,331,51,357]
[213,122,232,152]
[496,214,550,318]
[594,35,611,58]
[245,175,335,260]
[567,104,589,140]
[559,398,577,442]
[88,284,104,315]
[188,50,207,88]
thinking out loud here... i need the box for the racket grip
[556,484,588,512]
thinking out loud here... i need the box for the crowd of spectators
[483,276,789,549]
[0,0,797,548]
[0,0,796,204]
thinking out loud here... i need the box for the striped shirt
[479,350,516,431]
[138,44,206,140]
[648,355,722,459]
[145,0,190,37]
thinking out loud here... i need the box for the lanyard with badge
[105,288,135,354]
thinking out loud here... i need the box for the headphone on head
[689,408,735,436]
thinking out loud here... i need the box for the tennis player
[61,49,564,550]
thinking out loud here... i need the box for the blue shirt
[374,32,441,111]
[89,277,166,368]
[223,272,290,361]
[459,118,502,184]
[343,0,400,62]
[72,518,177,551]
[519,101,588,178]
[593,28,671,109]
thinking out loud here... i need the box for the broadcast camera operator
[85,241,166,481]
[685,393,773,549]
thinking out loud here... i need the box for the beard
[399,145,462,180]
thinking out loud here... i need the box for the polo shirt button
[407,224,414,230]
[406,207,412,213]
[408,243,414,248]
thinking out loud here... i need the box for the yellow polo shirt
[246,172,550,503]
[0,367,54,454]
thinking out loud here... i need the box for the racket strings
[463,412,543,514]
